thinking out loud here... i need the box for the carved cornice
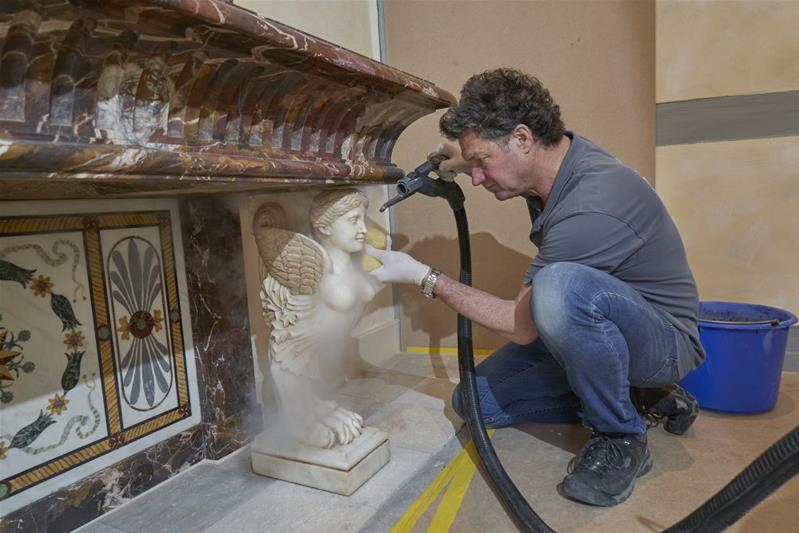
[0,0,455,199]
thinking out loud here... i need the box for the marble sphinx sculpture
[252,189,381,449]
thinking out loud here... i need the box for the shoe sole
[563,450,653,507]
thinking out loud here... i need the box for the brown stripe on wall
[656,90,799,146]
[786,326,799,372]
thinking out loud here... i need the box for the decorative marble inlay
[0,204,199,514]
[103,228,181,426]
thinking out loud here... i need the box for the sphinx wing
[260,275,323,379]
[253,204,329,378]
[253,205,327,296]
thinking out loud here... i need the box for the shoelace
[640,409,666,429]
[631,387,679,430]
[568,433,626,474]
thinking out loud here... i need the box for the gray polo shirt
[523,132,705,370]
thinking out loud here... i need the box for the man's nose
[471,168,485,186]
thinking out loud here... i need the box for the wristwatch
[420,268,441,299]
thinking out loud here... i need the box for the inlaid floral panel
[0,202,200,515]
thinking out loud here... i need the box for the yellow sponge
[361,227,387,271]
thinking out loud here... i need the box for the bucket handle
[701,319,781,326]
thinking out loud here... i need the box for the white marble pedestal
[250,426,390,496]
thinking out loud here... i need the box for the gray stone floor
[76,354,799,533]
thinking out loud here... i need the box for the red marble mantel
[0,0,456,200]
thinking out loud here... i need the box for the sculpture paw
[303,422,337,449]
[321,407,364,446]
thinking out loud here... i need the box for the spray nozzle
[380,154,464,212]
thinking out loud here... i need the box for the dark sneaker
[631,384,699,435]
[563,432,652,506]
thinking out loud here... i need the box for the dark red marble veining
[0,0,455,199]
[0,426,207,533]
[180,197,259,460]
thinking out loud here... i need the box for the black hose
[452,206,553,533]
[664,425,799,533]
[449,203,799,533]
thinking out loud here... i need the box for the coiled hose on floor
[448,202,799,533]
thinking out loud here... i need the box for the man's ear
[512,124,535,152]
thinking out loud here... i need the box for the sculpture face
[322,205,367,254]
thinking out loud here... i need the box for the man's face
[458,130,528,201]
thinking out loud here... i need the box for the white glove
[427,143,472,181]
[365,245,430,286]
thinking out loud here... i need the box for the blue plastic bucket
[679,301,797,413]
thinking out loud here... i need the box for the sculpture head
[310,189,369,253]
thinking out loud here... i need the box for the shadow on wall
[394,231,536,351]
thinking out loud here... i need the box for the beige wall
[235,0,381,59]
[656,0,799,316]
[384,0,656,350]
[656,0,799,102]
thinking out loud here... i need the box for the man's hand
[365,245,430,285]
[428,143,471,181]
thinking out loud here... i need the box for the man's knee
[533,262,589,298]
[532,262,590,336]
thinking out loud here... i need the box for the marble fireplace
[0,1,454,530]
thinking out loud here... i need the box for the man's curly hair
[440,68,565,147]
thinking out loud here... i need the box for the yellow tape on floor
[391,430,494,533]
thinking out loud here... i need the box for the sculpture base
[250,426,390,496]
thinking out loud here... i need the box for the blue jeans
[452,262,697,435]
